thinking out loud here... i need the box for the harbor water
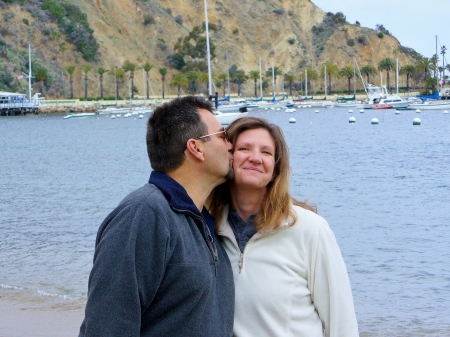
[1,108,449,336]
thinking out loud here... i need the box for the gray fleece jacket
[79,171,234,336]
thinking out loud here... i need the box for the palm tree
[305,68,318,94]
[97,67,108,100]
[82,64,92,101]
[416,57,433,81]
[159,68,168,98]
[265,66,282,96]
[284,73,296,97]
[170,72,188,97]
[321,62,339,94]
[198,72,210,95]
[58,42,67,65]
[64,65,76,99]
[339,66,354,94]
[218,73,227,97]
[187,71,199,94]
[399,65,415,92]
[233,70,247,97]
[425,76,437,94]
[441,46,447,84]
[122,60,140,99]
[111,67,125,99]
[143,62,154,99]
[430,54,439,79]
[360,65,377,84]
[378,57,395,90]
[248,70,260,97]
[34,66,48,96]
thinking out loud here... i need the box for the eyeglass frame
[195,128,229,141]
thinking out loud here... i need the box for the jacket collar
[149,171,216,235]
[217,204,291,241]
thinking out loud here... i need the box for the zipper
[174,208,219,274]
[238,252,244,273]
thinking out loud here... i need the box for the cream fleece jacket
[217,204,359,337]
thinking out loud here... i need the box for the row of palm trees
[63,61,168,100]
[59,55,448,100]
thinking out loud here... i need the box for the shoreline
[0,292,85,337]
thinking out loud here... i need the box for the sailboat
[204,1,247,124]
[294,68,335,108]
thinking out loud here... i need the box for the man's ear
[185,139,205,161]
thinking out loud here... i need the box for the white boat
[334,100,362,108]
[407,101,450,110]
[214,110,247,125]
[358,84,410,109]
[63,112,96,119]
[295,100,335,108]
[97,106,153,115]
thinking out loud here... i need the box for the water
[1,109,449,336]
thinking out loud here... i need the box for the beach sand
[0,295,85,337]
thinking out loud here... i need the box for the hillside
[0,0,417,99]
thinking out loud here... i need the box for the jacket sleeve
[307,221,359,337]
[80,201,170,337]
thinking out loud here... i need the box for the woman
[210,117,358,337]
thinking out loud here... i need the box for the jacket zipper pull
[238,253,243,273]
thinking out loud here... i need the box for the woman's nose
[249,151,262,164]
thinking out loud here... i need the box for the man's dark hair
[147,96,214,172]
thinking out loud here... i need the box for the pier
[0,92,40,116]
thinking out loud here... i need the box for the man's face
[197,109,233,183]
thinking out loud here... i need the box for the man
[79,96,234,336]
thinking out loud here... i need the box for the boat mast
[20,45,34,100]
[353,59,356,98]
[226,50,230,97]
[305,69,308,98]
[396,58,399,94]
[435,35,438,80]
[28,45,32,100]
[272,65,275,98]
[114,66,117,106]
[324,65,327,97]
[204,0,212,97]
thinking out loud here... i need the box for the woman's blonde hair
[209,117,315,232]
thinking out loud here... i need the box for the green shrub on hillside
[41,0,98,61]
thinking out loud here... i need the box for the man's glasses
[196,129,229,141]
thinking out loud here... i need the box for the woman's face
[232,128,276,190]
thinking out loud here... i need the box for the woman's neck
[230,184,266,222]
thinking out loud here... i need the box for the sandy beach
[0,295,85,337]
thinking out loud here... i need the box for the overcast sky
[311,0,449,62]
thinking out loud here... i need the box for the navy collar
[149,171,216,236]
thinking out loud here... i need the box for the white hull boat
[63,112,96,119]
[97,106,153,115]
[407,101,450,110]
[214,110,247,125]
[296,101,335,108]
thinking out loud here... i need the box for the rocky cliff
[0,0,415,98]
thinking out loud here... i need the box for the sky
[312,0,450,62]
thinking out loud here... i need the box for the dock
[0,91,40,116]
